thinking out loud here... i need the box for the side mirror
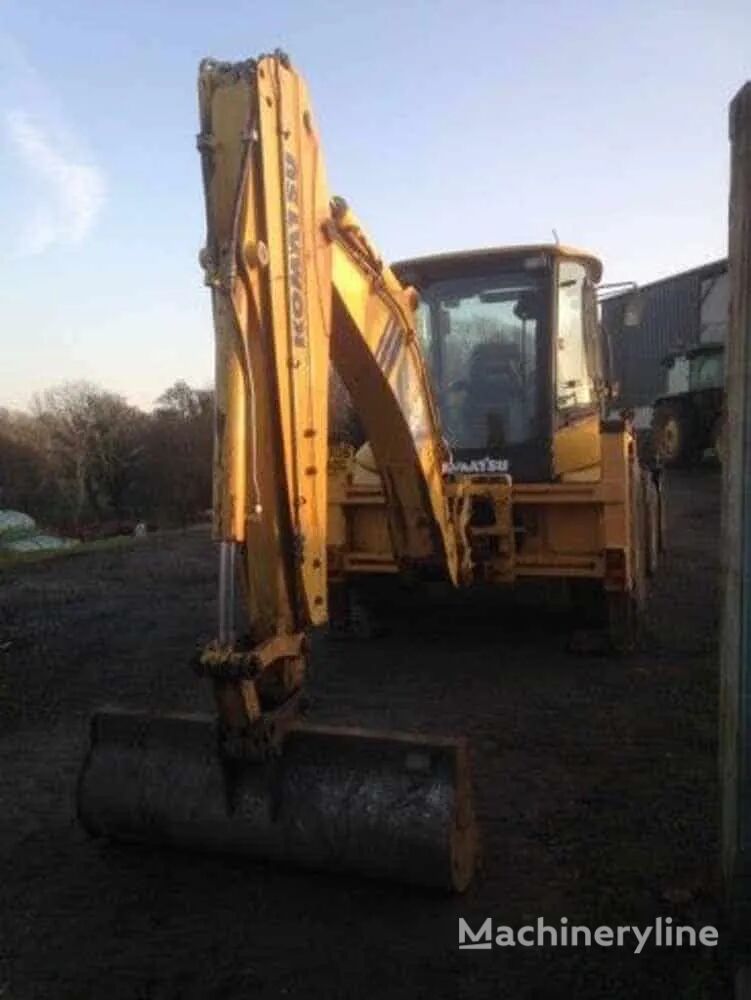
[597,281,642,330]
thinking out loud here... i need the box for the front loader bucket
[78,710,477,892]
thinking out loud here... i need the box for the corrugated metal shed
[601,258,727,408]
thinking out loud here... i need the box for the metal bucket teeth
[78,710,477,891]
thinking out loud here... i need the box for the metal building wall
[601,258,727,409]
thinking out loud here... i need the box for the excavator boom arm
[197,53,460,719]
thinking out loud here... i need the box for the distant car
[651,343,725,467]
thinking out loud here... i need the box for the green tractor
[651,342,725,467]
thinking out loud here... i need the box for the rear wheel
[652,401,696,467]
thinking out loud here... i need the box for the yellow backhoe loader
[78,52,660,892]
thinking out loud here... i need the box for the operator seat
[462,339,525,450]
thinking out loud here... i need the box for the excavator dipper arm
[77,53,476,891]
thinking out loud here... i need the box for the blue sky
[1,0,747,410]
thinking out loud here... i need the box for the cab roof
[392,244,603,286]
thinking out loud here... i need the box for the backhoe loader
[78,51,659,892]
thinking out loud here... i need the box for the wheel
[651,401,697,467]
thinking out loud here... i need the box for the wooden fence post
[721,80,751,995]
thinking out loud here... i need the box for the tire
[651,401,697,467]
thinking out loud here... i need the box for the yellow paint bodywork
[553,412,602,482]
[329,225,460,580]
[199,57,332,640]
[328,421,639,587]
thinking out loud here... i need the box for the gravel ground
[0,469,727,999]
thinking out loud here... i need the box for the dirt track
[0,470,727,999]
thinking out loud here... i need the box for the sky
[1,0,748,411]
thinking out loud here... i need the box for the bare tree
[155,380,213,421]
[0,408,60,520]
[140,381,214,526]
[1,380,216,533]
[32,382,145,527]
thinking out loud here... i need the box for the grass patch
[0,534,139,571]
[0,526,39,544]
[0,524,210,573]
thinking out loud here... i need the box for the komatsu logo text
[284,151,306,349]
[443,457,510,476]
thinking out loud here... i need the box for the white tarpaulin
[0,510,77,553]
[0,510,36,535]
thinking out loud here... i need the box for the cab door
[552,260,602,481]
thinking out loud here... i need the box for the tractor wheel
[651,401,696,467]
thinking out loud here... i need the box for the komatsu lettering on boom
[284,152,306,349]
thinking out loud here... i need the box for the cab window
[689,352,724,391]
[417,272,545,451]
[557,261,594,412]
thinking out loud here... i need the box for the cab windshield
[417,272,547,452]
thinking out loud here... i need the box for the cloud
[5,109,106,255]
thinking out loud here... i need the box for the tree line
[0,373,361,539]
[0,380,213,537]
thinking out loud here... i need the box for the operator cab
[662,343,725,397]
[394,245,604,482]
